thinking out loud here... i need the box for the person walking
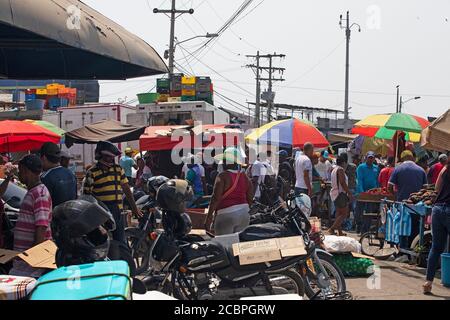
[185,156,206,207]
[204,148,253,235]
[251,151,276,203]
[120,147,137,187]
[83,141,142,244]
[428,154,448,185]
[378,156,395,190]
[9,155,52,278]
[40,142,77,208]
[315,150,333,181]
[327,155,353,236]
[295,142,314,197]
[423,162,450,294]
[388,150,428,254]
[355,151,380,234]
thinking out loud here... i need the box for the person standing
[388,150,428,255]
[251,151,275,202]
[428,154,448,185]
[423,162,450,294]
[83,141,142,244]
[120,147,137,187]
[378,156,395,190]
[355,151,380,234]
[40,143,77,208]
[295,142,314,197]
[134,156,146,189]
[328,155,353,236]
[315,150,332,181]
[205,148,253,235]
[9,155,52,278]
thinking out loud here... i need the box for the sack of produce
[323,235,361,253]
[333,254,375,277]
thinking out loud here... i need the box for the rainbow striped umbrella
[246,118,329,148]
[352,113,430,142]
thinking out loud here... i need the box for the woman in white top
[327,154,353,236]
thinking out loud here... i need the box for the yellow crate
[181,76,196,85]
[36,88,47,95]
[181,89,196,96]
[47,89,58,95]
[158,94,169,102]
[168,97,181,102]
[46,83,65,90]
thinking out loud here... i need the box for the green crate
[137,92,159,104]
[157,78,170,89]
[181,95,197,102]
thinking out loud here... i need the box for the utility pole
[396,85,400,113]
[246,52,285,125]
[154,1,194,76]
[340,11,361,130]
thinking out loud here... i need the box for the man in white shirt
[251,152,275,199]
[315,150,333,181]
[295,142,314,197]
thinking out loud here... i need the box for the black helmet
[162,211,193,239]
[95,141,121,161]
[156,179,193,213]
[51,197,116,267]
[148,176,170,195]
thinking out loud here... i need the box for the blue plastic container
[25,99,45,111]
[30,261,131,300]
[442,253,450,287]
[25,94,36,101]
[48,97,69,110]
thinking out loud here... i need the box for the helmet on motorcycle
[148,176,170,195]
[174,213,192,238]
[295,193,312,218]
[51,197,116,267]
[156,179,193,213]
[94,141,121,161]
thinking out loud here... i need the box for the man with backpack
[251,151,277,205]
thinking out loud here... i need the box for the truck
[43,103,137,172]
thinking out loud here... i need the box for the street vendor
[388,150,428,254]
[83,141,142,244]
[355,151,380,234]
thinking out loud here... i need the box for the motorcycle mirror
[132,278,147,295]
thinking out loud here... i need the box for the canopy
[421,109,450,152]
[328,133,358,144]
[139,124,244,151]
[65,119,146,147]
[24,120,65,137]
[352,113,430,142]
[0,0,168,79]
[0,120,61,152]
[245,118,329,148]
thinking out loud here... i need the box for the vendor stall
[421,109,450,152]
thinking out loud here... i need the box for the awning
[139,124,244,151]
[65,119,146,147]
[0,0,168,79]
[328,133,358,143]
[421,109,450,152]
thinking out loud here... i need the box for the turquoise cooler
[30,261,131,300]
[442,253,450,287]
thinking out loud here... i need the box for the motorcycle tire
[303,252,347,300]
[125,227,151,275]
[262,269,305,297]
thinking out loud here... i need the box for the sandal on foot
[423,282,432,295]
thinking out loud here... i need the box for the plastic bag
[323,235,361,253]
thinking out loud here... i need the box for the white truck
[134,101,230,127]
[43,103,137,172]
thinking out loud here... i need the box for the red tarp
[139,124,243,151]
[0,120,61,152]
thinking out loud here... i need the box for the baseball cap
[401,150,414,160]
[125,147,133,154]
[215,147,244,165]
[19,154,43,174]
[439,154,448,162]
[366,151,376,158]
[40,142,61,158]
[321,150,329,159]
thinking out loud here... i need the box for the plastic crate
[36,88,47,95]
[47,89,58,95]
[181,95,197,102]
[46,83,64,90]
[137,92,160,104]
[168,97,181,102]
[157,87,170,94]
[182,89,196,96]
[196,77,211,92]
[158,94,169,102]
[170,90,182,97]
[157,78,170,89]
[25,94,36,101]
[182,76,196,85]
[25,99,45,111]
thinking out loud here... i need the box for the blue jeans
[426,204,450,282]
[106,204,126,245]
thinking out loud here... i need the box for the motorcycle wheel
[125,227,151,275]
[256,269,305,297]
[302,252,347,300]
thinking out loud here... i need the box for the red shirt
[378,167,394,189]
[217,171,249,210]
[429,163,444,185]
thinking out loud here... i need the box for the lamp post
[164,33,219,61]
[399,96,421,113]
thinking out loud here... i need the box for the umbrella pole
[395,131,400,164]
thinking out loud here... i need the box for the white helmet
[295,193,312,218]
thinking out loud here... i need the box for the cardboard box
[232,236,307,265]
[0,240,57,269]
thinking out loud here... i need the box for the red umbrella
[0,120,61,153]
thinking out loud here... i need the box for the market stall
[421,109,450,152]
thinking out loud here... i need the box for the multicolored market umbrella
[352,113,430,142]
[24,120,65,137]
[246,118,329,148]
[0,120,61,152]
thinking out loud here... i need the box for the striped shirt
[83,164,128,209]
[13,184,53,252]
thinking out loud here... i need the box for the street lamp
[164,33,219,59]
[399,96,421,113]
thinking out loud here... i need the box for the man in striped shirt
[10,155,52,278]
[83,141,142,244]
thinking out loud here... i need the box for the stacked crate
[170,73,183,97]
[195,76,213,105]
[157,78,170,102]
[181,76,196,101]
